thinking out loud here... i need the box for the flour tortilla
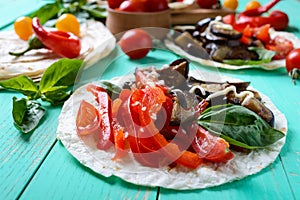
[0,20,115,80]
[165,29,300,70]
[57,71,287,190]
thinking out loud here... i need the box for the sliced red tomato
[254,24,271,44]
[222,14,236,27]
[266,36,294,60]
[204,138,234,163]
[76,100,100,136]
[192,126,234,163]
[87,84,114,150]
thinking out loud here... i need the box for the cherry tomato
[196,0,217,9]
[285,48,300,80]
[107,0,125,9]
[118,29,152,59]
[223,0,239,11]
[222,14,236,26]
[192,126,234,163]
[118,0,148,12]
[76,100,100,136]
[146,0,169,12]
[55,13,80,36]
[245,0,261,11]
[14,16,33,40]
[265,36,294,60]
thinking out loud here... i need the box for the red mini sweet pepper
[223,0,289,31]
[32,17,81,58]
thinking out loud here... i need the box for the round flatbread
[0,20,115,80]
[165,29,300,70]
[56,70,287,190]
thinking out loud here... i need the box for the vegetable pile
[76,59,285,169]
[171,0,293,66]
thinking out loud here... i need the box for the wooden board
[171,3,235,25]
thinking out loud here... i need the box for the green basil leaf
[28,2,60,24]
[99,80,122,98]
[223,47,276,66]
[12,97,45,134]
[41,86,71,105]
[39,58,83,93]
[198,104,285,149]
[0,76,40,99]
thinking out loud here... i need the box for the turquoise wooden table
[1,0,300,199]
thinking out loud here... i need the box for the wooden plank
[19,142,158,200]
[159,159,293,200]
[0,92,61,199]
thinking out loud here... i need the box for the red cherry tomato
[285,48,300,80]
[265,36,294,60]
[118,29,152,59]
[107,0,125,9]
[118,0,148,12]
[146,0,169,12]
[192,126,234,163]
[196,0,217,9]
[76,100,100,136]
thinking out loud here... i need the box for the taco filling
[73,59,284,169]
[169,17,294,66]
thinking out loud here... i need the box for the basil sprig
[12,98,46,134]
[197,104,285,149]
[0,58,83,133]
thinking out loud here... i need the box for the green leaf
[0,76,40,99]
[198,104,285,149]
[80,5,107,19]
[41,86,72,105]
[223,47,276,66]
[39,58,83,93]
[28,3,61,24]
[12,97,45,134]
[99,80,122,98]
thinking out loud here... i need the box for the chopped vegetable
[87,84,114,150]
[32,17,81,58]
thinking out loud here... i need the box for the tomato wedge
[76,100,100,136]
[266,36,294,60]
[192,126,234,163]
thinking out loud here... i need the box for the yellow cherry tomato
[55,14,80,36]
[245,0,261,11]
[223,0,239,11]
[14,16,33,40]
